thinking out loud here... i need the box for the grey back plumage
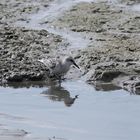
[38,58,61,75]
[38,56,79,80]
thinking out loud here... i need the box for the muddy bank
[0,0,140,91]
[50,0,140,92]
[0,0,70,84]
[0,0,81,84]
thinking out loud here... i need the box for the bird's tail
[38,59,45,64]
[75,95,79,99]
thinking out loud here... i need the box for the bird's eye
[69,59,73,62]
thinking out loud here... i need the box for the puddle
[130,4,140,12]
[0,81,140,140]
[108,0,140,12]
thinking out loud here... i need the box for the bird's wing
[38,59,49,67]
[38,58,60,72]
[52,59,63,74]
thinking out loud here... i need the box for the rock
[90,81,121,91]
[6,73,23,82]
[28,72,44,81]
[122,79,140,95]
[92,70,124,82]
[0,129,28,137]
[95,28,105,33]
[113,75,140,95]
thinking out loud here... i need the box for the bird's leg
[53,74,62,86]
[58,76,62,86]
[61,76,66,81]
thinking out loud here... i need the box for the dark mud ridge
[0,25,64,83]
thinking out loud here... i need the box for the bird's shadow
[40,84,78,107]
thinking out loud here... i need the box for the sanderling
[38,56,80,83]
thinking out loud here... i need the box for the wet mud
[0,0,140,92]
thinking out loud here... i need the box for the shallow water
[0,81,140,140]
[5,0,140,139]
[130,4,140,12]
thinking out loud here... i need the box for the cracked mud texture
[0,25,65,83]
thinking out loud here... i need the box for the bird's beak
[73,61,80,69]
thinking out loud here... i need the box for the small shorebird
[38,56,80,84]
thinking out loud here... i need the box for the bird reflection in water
[41,85,78,107]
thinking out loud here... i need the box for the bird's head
[65,56,80,69]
